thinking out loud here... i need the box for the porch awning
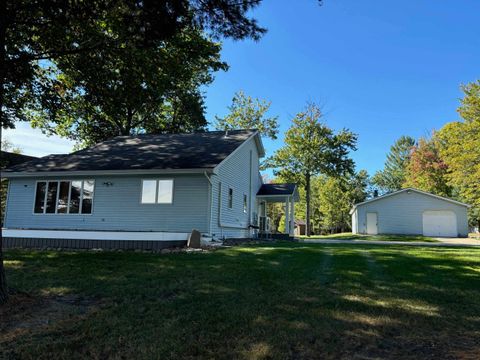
[256,183,300,202]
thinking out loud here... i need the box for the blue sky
[4,0,480,176]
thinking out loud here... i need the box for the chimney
[373,190,379,198]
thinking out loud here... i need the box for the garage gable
[351,188,470,214]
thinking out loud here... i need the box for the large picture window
[34,180,95,214]
[141,179,173,204]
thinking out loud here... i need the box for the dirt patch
[0,290,101,347]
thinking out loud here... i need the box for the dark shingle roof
[4,130,258,173]
[1,151,37,169]
[257,183,297,196]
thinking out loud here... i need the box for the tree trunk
[0,0,9,304]
[305,172,311,236]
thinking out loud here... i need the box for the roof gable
[351,188,470,213]
[4,130,259,175]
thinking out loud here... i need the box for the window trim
[32,179,95,216]
[140,179,174,205]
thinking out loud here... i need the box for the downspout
[248,150,253,229]
[204,171,214,238]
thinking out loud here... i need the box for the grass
[298,232,439,242]
[2,242,480,359]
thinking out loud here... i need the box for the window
[69,181,82,214]
[57,181,70,214]
[34,182,46,213]
[141,180,157,204]
[243,194,248,213]
[157,180,174,204]
[34,180,94,214]
[228,188,233,209]
[141,179,173,204]
[45,182,58,213]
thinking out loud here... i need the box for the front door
[366,212,378,235]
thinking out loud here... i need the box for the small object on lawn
[188,229,201,248]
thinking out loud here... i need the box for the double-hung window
[34,180,95,214]
[141,179,174,204]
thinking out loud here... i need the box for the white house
[2,130,298,249]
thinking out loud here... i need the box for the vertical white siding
[354,191,469,237]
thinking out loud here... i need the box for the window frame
[32,180,95,215]
[140,179,174,205]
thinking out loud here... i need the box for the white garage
[350,188,470,238]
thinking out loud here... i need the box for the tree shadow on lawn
[3,243,480,360]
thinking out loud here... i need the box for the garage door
[422,211,457,237]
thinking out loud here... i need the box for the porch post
[285,197,290,234]
[290,196,295,236]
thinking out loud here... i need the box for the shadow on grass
[300,233,439,242]
[3,242,480,359]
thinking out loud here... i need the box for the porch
[256,183,300,239]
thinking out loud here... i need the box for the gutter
[1,168,214,178]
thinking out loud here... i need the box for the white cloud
[3,123,74,157]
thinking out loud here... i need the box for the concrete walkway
[300,238,480,247]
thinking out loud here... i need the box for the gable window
[34,180,95,214]
[243,194,248,213]
[141,179,173,204]
[228,188,233,209]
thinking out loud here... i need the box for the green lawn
[299,232,439,242]
[2,243,480,359]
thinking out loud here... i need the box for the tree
[214,90,279,139]
[1,0,267,131]
[403,136,452,197]
[372,135,416,193]
[1,139,21,154]
[0,0,267,304]
[29,29,227,146]
[437,81,480,228]
[266,102,357,235]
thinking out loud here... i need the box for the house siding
[4,174,209,233]
[209,137,262,239]
[353,191,469,237]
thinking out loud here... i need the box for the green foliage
[372,135,416,193]
[1,0,266,130]
[403,136,452,197]
[29,29,227,146]
[267,102,357,234]
[437,81,480,227]
[214,90,279,139]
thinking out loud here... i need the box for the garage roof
[350,188,470,214]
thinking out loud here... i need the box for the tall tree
[214,90,279,139]
[372,135,416,193]
[29,29,227,146]
[266,102,357,235]
[0,0,267,304]
[437,81,480,228]
[403,136,451,197]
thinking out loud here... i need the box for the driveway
[300,237,480,247]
